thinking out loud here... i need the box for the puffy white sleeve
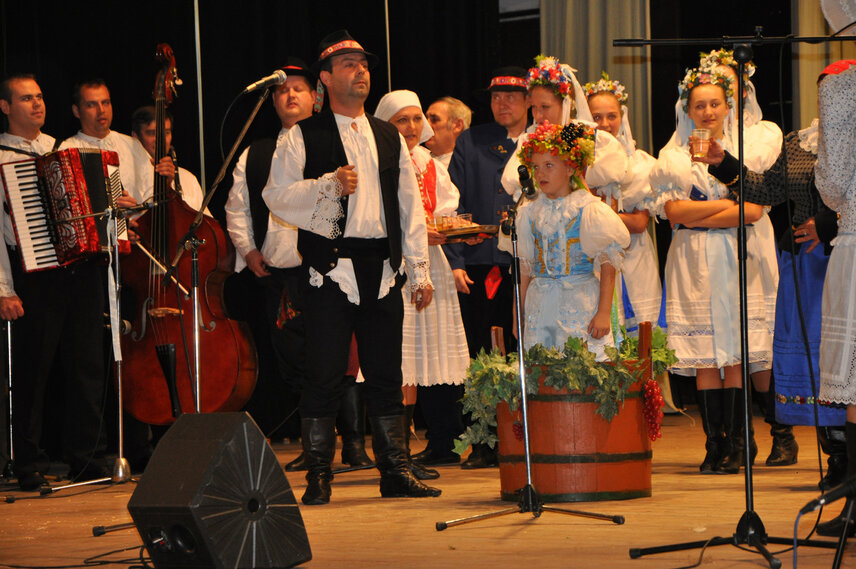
[262,125,345,239]
[177,168,208,215]
[432,157,460,217]
[395,134,432,292]
[743,120,783,173]
[586,129,630,194]
[647,145,693,218]
[224,148,257,265]
[620,149,657,213]
[500,135,527,199]
[816,65,856,212]
[512,200,537,277]
[581,199,631,274]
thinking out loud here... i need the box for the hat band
[489,76,527,89]
[320,40,365,60]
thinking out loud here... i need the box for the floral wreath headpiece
[526,55,574,99]
[518,121,596,189]
[699,49,756,78]
[583,71,628,105]
[678,67,734,113]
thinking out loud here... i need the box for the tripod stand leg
[541,505,624,524]
[832,499,855,569]
[436,507,520,531]
[628,536,732,558]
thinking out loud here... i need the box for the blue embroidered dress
[515,190,630,359]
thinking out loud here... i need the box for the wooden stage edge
[0,412,853,569]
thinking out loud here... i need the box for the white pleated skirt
[401,245,471,386]
[819,234,856,405]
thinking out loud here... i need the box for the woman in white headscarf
[375,90,471,467]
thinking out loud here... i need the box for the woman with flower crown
[374,90,471,469]
[500,56,629,205]
[584,72,662,333]
[649,67,773,475]
[512,122,630,359]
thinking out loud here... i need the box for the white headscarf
[373,90,434,144]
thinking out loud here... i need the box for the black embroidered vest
[244,138,277,250]
[298,109,402,274]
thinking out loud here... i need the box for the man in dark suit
[445,67,530,469]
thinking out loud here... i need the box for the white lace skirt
[401,245,470,386]
[819,234,856,405]
[665,227,772,370]
[620,230,662,328]
[523,272,614,361]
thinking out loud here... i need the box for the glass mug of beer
[691,128,711,158]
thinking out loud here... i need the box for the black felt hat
[313,29,379,73]
[280,56,316,85]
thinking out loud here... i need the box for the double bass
[121,44,257,425]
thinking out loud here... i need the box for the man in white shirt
[59,79,158,204]
[225,58,372,469]
[424,96,471,168]
[0,74,114,490]
[263,30,439,505]
[130,106,206,212]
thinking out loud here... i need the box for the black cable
[0,543,146,568]
[218,93,243,162]
[831,21,856,37]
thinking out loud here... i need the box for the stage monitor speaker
[128,412,311,569]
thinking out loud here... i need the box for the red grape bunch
[642,379,665,441]
[511,421,525,441]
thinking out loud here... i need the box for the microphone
[241,70,287,94]
[518,165,536,198]
[799,475,856,514]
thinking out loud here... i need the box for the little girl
[513,122,630,359]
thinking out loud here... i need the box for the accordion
[1,147,128,273]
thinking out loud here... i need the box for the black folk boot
[370,414,441,498]
[300,417,336,505]
[758,389,798,466]
[817,421,856,537]
[719,387,758,474]
[404,404,439,480]
[697,389,725,474]
[337,381,373,467]
[819,426,848,491]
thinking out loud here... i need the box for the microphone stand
[159,87,271,412]
[436,173,624,531]
[615,29,856,567]
[1,322,13,484]
[44,205,136,494]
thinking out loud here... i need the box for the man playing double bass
[263,30,439,505]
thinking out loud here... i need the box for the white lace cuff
[0,282,16,297]
[405,259,432,293]
[307,172,345,238]
[650,184,684,219]
[594,242,625,273]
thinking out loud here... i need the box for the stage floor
[0,412,852,568]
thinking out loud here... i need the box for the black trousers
[300,276,404,418]
[10,256,106,475]
[458,264,516,358]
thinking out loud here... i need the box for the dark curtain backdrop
[0,0,503,220]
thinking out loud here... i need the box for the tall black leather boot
[696,389,724,474]
[300,417,336,505]
[405,404,439,480]
[337,381,373,467]
[819,426,848,491]
[370,414,441,498]
[757,388,798,466]
[719,387,757,474]
[817,421,856,537]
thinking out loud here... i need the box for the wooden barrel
[497,322,653,502]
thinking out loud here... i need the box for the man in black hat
[444,67,530,469]
[226,57,373,471]
[263,31,440,505]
